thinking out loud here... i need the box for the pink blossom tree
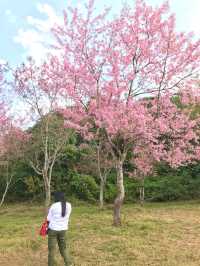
[14,57,72,210]
[49,0,200,225]
[129,146,155,205]
[0,65,28,206]
[0,125,28,207]
[129,93,200,205]
[0,63,9,154]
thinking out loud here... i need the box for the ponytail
[53,191,66,217]
[61,201,66,217]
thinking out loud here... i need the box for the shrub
[70,173,99,202]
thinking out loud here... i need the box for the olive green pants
[48,229,71,266]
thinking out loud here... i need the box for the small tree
[14,57,71,210]
[78,136,113,208]
[0,65,11,206]
[0,126,28,207]
[97,140,113,208]
[0,161,9,207]
[130,149,155,206]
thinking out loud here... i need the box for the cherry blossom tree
[0,63,9,155]
[50,0,200,225]
[129,93,200,205]
[14,57,72,210]
[0,125,28,207]
[129,147,155,205]
[0,65,28,206]
[0,99,14,208]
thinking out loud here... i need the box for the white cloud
[13,0,200,63]
[27,3,63,33]
[37,3,63,25]
[13,3,63,62]
[14,29,42,47]
[14,29,50,62]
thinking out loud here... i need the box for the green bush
[70,173,99,202]
[145,175,187,201]
[124,177,138,203]
[104,182,117,203]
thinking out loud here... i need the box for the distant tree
[0,125,27,207]
[129,147,156,206]
[78,136,113,208]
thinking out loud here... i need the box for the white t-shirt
[47,202,72,231]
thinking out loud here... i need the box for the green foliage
[23,176,43,198]
[70,173,99,202]
[144,175,187,201]
[138,163,200,202]
[4,111,200,205]
[5,154,200,204]
[104,182,117,203]
[124,177,139,202]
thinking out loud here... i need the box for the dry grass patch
[1,202,200,265]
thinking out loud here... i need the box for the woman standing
[47,191,72,266]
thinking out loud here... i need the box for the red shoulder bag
[39,219,48,237]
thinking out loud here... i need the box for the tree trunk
[99,179,104,209]
[45,186,51,211]
[139,179,145,206]
[0,172,12,208]
[43,173,51,213]
[113,160,125,226]
[0,180,10,208]
[97,143,105,209]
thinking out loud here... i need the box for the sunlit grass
[1,201,200,265]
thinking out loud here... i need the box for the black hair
[53,191,66,217]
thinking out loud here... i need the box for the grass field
[1,201,200,265]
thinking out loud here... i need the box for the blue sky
[0,0,200,65]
